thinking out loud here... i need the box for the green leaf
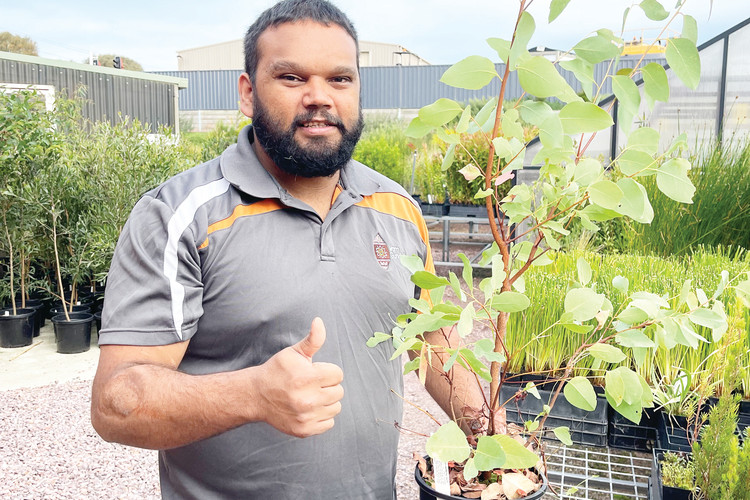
[666,37,701,90]
[473,435,507,472]
[509,12,535,69]
[455,106,472,134]
[549,0,571,22]
[612,276,629,294]
[657,158,695,204]
[627,127,660,155]
[562,322,594,334]
[405,116,434,138]
[537,116,564,152]
[457,304,474,337]
[615,330,656,348]
[560,57,595,99]
[642,63,670,105]
[460,348,491,382]
[474,188,493,199]
[689,308,726,331]
[553,426,573,446]
[682,14,698,44]
[474,98,498,128]
[574,35,620,65]
[459,253,473,291]
[564,287,604,322]
[502,108,525,142]
[400,254,425,274]
[440,56,499,90]
[518,100,554,127]
[517,56,580,102]
[487,38,511,63]
[617,149,657,177]
[559,102,614,134]
[426,421,471,463]
[564,376,597,412]
[612,75,641,117]
[736,278,750,308]
[411,271,450,290]
[366,331,391,347]
[587,343,627,363]
[475,338,505,364]
[617,306,649,324]
[463,457,479,481]
[441,144,456,172]
[574,158,603,186]
[639,0,669,21]
[490,291,531,313]
[588,180,624,210]
[605,370,625,405]
[419,98,463,127]
[616,177,654,224]
[493,435,540,469]
[577,257,592,286]
[524,382,541,399]
[610,367,643,405]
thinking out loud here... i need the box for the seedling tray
[500,384,608,447]
[608,407,657,452]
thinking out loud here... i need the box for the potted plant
[367,1,750,497]
[0,89,59,346]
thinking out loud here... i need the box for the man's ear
[238,73,254,119]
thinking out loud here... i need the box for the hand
[257,317,344,438]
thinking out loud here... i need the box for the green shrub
[353,117,413,188]
[197,119,252,164]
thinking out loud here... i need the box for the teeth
[303,122,329,127]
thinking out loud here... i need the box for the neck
[252,139,341,219]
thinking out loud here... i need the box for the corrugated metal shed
[0,51,188,133]
[155,54,666,112]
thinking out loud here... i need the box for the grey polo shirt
[99,125,434,499]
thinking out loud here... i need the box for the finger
[312,362,344,386]
[293,317,326,359]
[317,385,345,406]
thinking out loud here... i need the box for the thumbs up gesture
[257,318,344,438]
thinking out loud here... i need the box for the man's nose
[302,77,334,108]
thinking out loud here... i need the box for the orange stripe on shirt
[355,192,436,304]
[198,199,284,249]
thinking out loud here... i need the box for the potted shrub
[0,89,59,345]
[367,1,750,497]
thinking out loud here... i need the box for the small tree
[369,1,750,497]
[0,32,38,56]
[92,54,143,71]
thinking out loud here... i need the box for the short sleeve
[98,195,204,346]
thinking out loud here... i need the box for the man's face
[241,20,363,177]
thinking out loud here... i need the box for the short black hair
[243,0,359,81]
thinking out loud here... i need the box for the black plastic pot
[415,460,547,500]
[49,304,91,318]
[649,449,693,500]
[52,312,93,354]
[500,384,608,446]
[0,308,35,348]
[608,406,657,451]
[93,310,102,333]
[656,413,696,453]
[14,299,44,337]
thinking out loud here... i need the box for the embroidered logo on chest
[373,234,391,269]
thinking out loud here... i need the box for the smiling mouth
[300,121,335,128]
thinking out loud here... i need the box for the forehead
[255,20,358,72]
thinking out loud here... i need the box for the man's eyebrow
[268,61,358,77]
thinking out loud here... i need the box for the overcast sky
[3,0,749,71]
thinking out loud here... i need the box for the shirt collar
[220,125,380,200]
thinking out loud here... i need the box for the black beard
[251,97,364,178]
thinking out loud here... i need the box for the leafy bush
[353,117,414,188]
[196,118,252,164]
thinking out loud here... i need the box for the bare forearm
[413,328,487,434]
[92,363,262,450]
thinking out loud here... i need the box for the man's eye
[332,77,352,83]
[281,75,302,82]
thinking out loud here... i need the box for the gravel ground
[0,241,479,500]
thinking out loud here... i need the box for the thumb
[293,317,326,360]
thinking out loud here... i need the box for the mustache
[293,111,345,131]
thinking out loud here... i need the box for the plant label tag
[433,457,450,495]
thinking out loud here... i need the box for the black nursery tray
[500,384,608,447]
[608,406,657,452]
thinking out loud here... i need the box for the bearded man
[91,1,482,498]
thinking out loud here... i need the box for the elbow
[90,371,142,443]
